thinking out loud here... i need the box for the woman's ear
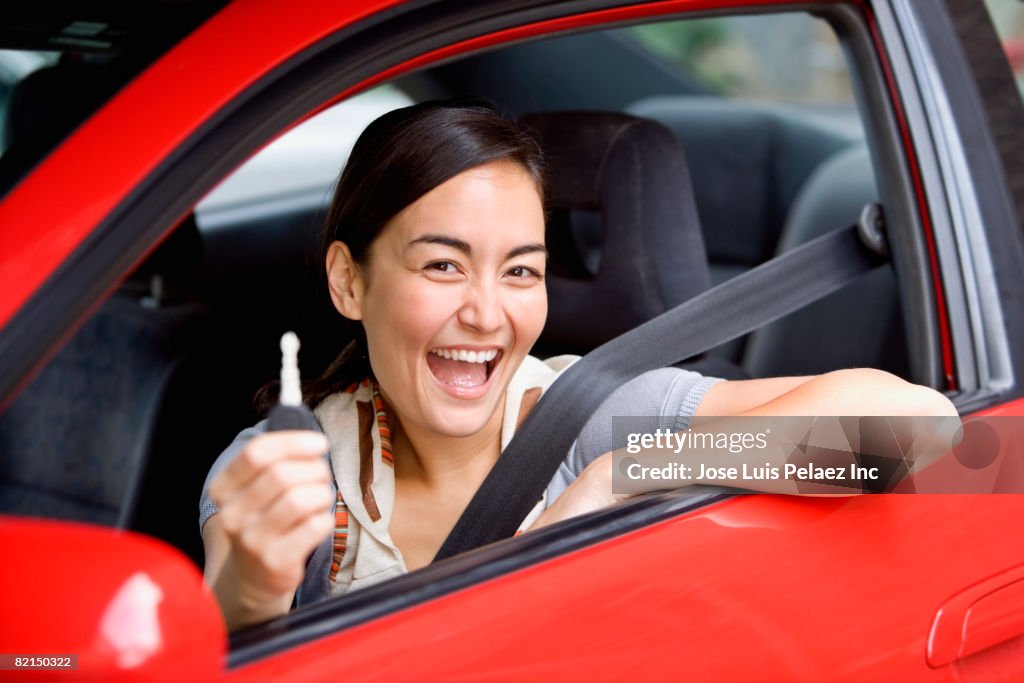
[326,241,365,320]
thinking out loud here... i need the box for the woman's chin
[424,408,500,439]
[424,384,506,437]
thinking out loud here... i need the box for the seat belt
[435,217,888,561]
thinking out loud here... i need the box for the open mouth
[426,347,503,397]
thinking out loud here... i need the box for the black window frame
[874,0,1024,410]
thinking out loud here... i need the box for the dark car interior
[0,15,910,570]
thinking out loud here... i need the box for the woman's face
[331,160,548,438]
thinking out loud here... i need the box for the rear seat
[743,144,909,377]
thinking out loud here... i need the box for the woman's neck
[389,399,505,490]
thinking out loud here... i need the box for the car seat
[742,144,909,376]
[0,59,123,195]
[0,218,206,531]
[518,110,746,379]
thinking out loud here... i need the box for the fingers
[229,507,336,597]
[241,482,335,539]
[213,433,333,539]
[210,431,329,504]
[218,457,331,523]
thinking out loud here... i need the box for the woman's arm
[202,431,335,631]
[528,369,958,531]
[695,368,957,418]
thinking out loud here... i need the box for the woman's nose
[457,280,506,333]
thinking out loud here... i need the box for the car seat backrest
[742,144,909,376]
[0,218,205,530]
[517,111,712,355]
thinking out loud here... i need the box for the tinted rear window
[0,1,228,197]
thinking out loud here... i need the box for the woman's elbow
[825,368,958,417]
[914,386,959,417]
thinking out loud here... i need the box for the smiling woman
[197,101,957,632]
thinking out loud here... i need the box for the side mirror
[0,518,225,680]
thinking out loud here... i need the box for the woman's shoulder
[608,367,723,422]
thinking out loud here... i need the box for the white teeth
[430,348,499,363]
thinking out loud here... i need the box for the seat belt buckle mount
[857,203,889,258]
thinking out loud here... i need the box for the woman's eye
[506,266,543,280]
[425,261,458,274]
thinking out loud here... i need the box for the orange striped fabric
[329,378,394,583]
[329,505,349,581]
[371,382,394,467]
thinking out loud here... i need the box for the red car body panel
[225,495,1024,682]
[230,412,1024,682]
[0,0,1021,680]
[978,397,1024,417]
[0,518,225,682]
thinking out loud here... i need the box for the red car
[2,0,1024,680]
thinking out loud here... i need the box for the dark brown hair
[256,100,545,412]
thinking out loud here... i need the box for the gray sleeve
[547,369,723,500]
[198,419,270,532]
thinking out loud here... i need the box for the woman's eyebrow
[506,243,548,259]
[408,234,471,255]
[407,236,547,260]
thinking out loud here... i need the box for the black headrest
[7,61,120,153]
[518,111,711,353]
[122,215,203,307]
[0,61,122,195]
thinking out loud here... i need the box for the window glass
[984,0,1024,100]
[196,84,416,219]
[624,14,854,106]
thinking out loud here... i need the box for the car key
[267,331,328,607]
[267,331,322,433]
